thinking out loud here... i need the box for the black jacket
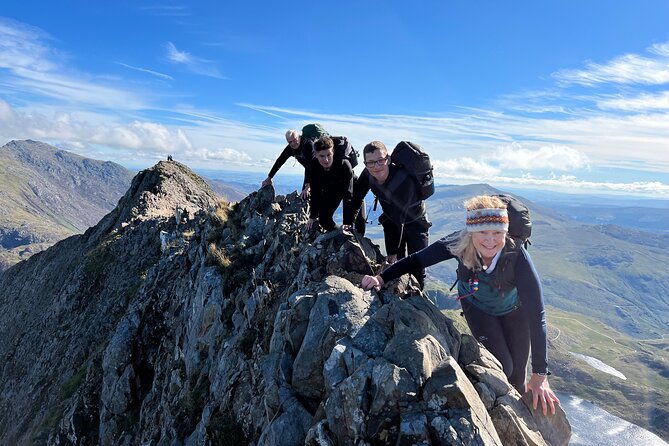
[345,164,426,226]
[308,158,355,219]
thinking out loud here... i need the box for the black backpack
[391,141,435,200]
[331,136,359,168]
[496,194,532,247]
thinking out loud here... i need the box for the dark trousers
[383,219,429,288]
[461,301,530,392]
[318,195,366,236]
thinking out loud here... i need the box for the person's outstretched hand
[300,184,310,199]
[361,275,384,291]
[526,374,560,415]
[261,176,273,188]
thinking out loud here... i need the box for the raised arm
[361,235,456,290]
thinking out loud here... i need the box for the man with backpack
[306,136,366,234]
[262,128,318,199]
[344,140,432,289]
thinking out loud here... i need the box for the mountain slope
[0,163,569,445]
[0,140,134,268]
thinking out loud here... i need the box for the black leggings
[462,301,530,392]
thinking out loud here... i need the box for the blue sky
[1,1,669,198]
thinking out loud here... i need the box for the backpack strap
[493,241,522,291]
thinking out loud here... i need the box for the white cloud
[493,143,590,171]
[0,99,259,167]
[93,121,193,152]
[553,40,669,86]
[427,154,669,197]
[164,42,224,79]
[598,91,669,111]
[475,174,669,197]
[166,42,190,64]
[184,147,251,162]
[433,158,500,178]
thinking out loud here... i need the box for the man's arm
[264,145,293,186]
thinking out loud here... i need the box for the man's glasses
[364,156,389,168]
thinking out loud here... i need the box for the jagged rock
[0,161,571,445]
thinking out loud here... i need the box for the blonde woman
[361,195,560,415]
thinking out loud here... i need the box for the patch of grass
[59,365,88,400]
[211,199,233,227]
[206,243,231,271]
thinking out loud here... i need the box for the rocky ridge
[0,161,570,445]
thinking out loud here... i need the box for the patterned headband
[466,208,509,232]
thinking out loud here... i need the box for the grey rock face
[0,163,571,445]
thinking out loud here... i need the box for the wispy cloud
[239,103,669,175]
[597,91,669,111]
[0,18,59,71]
[164,42,224,79]
[0,17,149,110]
[553,41,669,86]
[116,62,174,81]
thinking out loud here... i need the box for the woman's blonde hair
[450,195,509,270]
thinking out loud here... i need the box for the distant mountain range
[0,140,134,269]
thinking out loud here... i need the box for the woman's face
[471,230,506,259]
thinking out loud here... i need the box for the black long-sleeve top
[379,236,549,374]
[308,158,355,219]
[344,165,427,255]
[344,164,426,227]
[267,140,315,187]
